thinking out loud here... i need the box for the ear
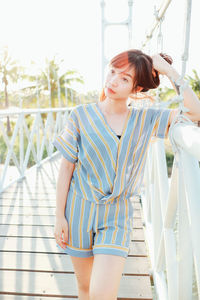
[152,69,157,77]
[135,86,143,93]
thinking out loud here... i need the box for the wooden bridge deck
[0,154,153,299]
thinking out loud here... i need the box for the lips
[107,87,116,94]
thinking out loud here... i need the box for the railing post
[177,156,193,299]
[19,112,24,176]
[36,111,41,166]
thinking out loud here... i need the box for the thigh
[89,254,126,300]
[93,198,133,257]
[63,190,95,257]
[70,255,94,290]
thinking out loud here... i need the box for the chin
[105,92,117,99]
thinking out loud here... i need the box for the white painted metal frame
[0,108,71,193]
[141,122,200,300]
[100,0,134,86]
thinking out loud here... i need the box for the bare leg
[89,254,126,300]
[70,255,94,300]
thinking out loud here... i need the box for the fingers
[54,230,68,249]
[159,53,173,65]
[54,218,69,249]
[63,231,68,243]
[55,234,67,249]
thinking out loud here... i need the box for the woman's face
[104,65,135,100]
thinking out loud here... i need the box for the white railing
[0,107,72,193]
[142,122,200,300]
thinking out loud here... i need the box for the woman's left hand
[151,54,172,76]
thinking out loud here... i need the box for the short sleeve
[152,108,173,139]
[52,109,80,163]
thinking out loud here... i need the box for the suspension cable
[142,0,193,117]
[141,0,172,50]
[160,0,192,115]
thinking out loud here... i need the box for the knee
[89,288,116,300]
[77,281,90,294]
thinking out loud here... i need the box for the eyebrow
[121,72,133,79]
[111,67,133,79]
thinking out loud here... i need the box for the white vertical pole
[100,0,106,88]
[128,0,134,47]
[57,75,61,107]
[70,88,73,106]
[100,0,134,87]
[181,0,192,79]
[19,113,24,175]
[36,75,40,108]
[65,80,68,107]
[47,65,51,107]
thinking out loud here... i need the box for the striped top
[53,102,173,204]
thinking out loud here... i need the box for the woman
[53,49,200,300]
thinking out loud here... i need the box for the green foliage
[0,46,21,101]
[186,69,200,98]
[26,55,85,108]
[0,127,57,167]
[0,48,86,109]
[166,151,174,177]
[0,135,6,164]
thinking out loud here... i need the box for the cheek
[105,77,111,86]
[121,83,133,94]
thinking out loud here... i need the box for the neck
[101,97,129,114]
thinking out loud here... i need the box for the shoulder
[71,103,94,113]
[69,103,95,121]
[69,104,85,117]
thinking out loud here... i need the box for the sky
[0,0,199,93]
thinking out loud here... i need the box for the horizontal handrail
[0,107,72,193]
[171,122,200,160]
[0,107,70,117]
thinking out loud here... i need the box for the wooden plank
[1,188,57,194]
[0,155,153,299]
[0,215,143,228]
[0,206,142,218]
[0,225,145,240]
[0,207,57,216]
[0,252,151,275]
[0,297,77,300]
[0,270,152,299]
[0,198,142,210]
[0,200,57,207]
[0,193,56,200]
[0,225,54,238]
[2,185,57,193]
[0,237,147,256]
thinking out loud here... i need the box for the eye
[122,77,128,82]
[110,69,115,74]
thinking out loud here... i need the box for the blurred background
[0,0,199,110]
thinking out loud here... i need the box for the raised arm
[152,54,200,124]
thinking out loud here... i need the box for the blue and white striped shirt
[53,102,172,204]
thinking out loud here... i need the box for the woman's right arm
[54,157,75,249]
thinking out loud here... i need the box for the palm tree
[0,46,19,134]
[59,69,84,105]
[29,55,84,108]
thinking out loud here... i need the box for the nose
[109,74,118,86]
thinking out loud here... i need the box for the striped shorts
[56,188,134,258]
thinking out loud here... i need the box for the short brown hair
[100,49,172,101]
